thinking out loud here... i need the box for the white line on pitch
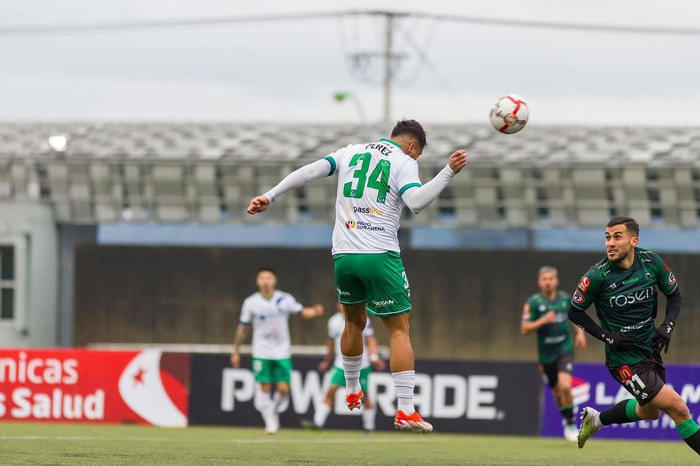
[0,435,445,444]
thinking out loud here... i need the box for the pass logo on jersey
[578,276,590,292]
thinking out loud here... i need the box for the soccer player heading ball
[248,120,468,433]
[521,266,586,442]
[569,217,699,455]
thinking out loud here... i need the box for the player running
[231,267,324,434]
[521,266,586,442]
[569,217,699,455]
[304,303,386,432]
[247,120,468,432]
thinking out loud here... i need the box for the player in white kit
[303,303,386,432]
[231,267,323,434]
[247,120,468,432]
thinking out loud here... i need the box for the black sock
[684,430,700,455]
[559,406,574,425]
[599,399,640,426]
[677,418,700,455]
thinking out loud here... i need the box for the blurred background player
[569,217,699,455]
[247,120,468,433]
[304,303,386,432]
[231,267,324,434]
[521,266,586,442]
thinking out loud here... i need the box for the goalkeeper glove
[652,321,674,354]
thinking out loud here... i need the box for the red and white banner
[0,349,189,426]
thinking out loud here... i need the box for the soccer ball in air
[489,94,529,134]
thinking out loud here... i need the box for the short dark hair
[391,119,427,148]
[256,267,276,276]
[607,216,639,237]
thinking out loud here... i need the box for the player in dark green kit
[522,266,586,442]
[570,217,699,456]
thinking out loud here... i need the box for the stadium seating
[0,122,698,227]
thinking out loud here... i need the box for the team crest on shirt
[578,276,590,292]
[572,289,585,304]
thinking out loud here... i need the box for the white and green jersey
[239,290,303,360]
[327,312,374,369]
[324,138,422,254]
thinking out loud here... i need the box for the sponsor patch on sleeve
[572,289,585,305]
[663,262,677,285]
[578,276,590,292]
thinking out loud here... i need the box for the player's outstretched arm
[301,304,324,319]
[246,158,333,215]
[402,150,467,214]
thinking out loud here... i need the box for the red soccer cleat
[345,390,363,411]
[394,410,433,433]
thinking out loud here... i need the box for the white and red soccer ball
[489,94,529,134]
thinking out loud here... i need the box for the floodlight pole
[383,13,394,123]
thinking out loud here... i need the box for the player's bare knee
[667,402,691,423]
[277,383,290,395]
[556,381,571,393]
[260,383,272,393]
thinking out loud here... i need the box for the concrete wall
[0,203,58,347]
[73,245,700,364]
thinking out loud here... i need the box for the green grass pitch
[0,422,695,465]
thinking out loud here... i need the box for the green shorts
[330,366,371,392]
[333,251,411,317]
[252,357,292,383]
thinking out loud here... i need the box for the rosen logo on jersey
[608,287,655,307]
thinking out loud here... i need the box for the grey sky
[0,0,698,124]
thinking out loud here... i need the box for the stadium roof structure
[0,122,698,227]
[0,121,699,165]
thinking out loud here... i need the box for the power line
[425,12,700,36]
[0,11,343,36]
[0,10,698,36]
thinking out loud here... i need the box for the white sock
[314,403,331,427]
[254,386,271,412]
[362,406,376,431]
[393,370,415,415]
[254,387,274,421]
[342,355,363,393]
[272,392,290,413]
